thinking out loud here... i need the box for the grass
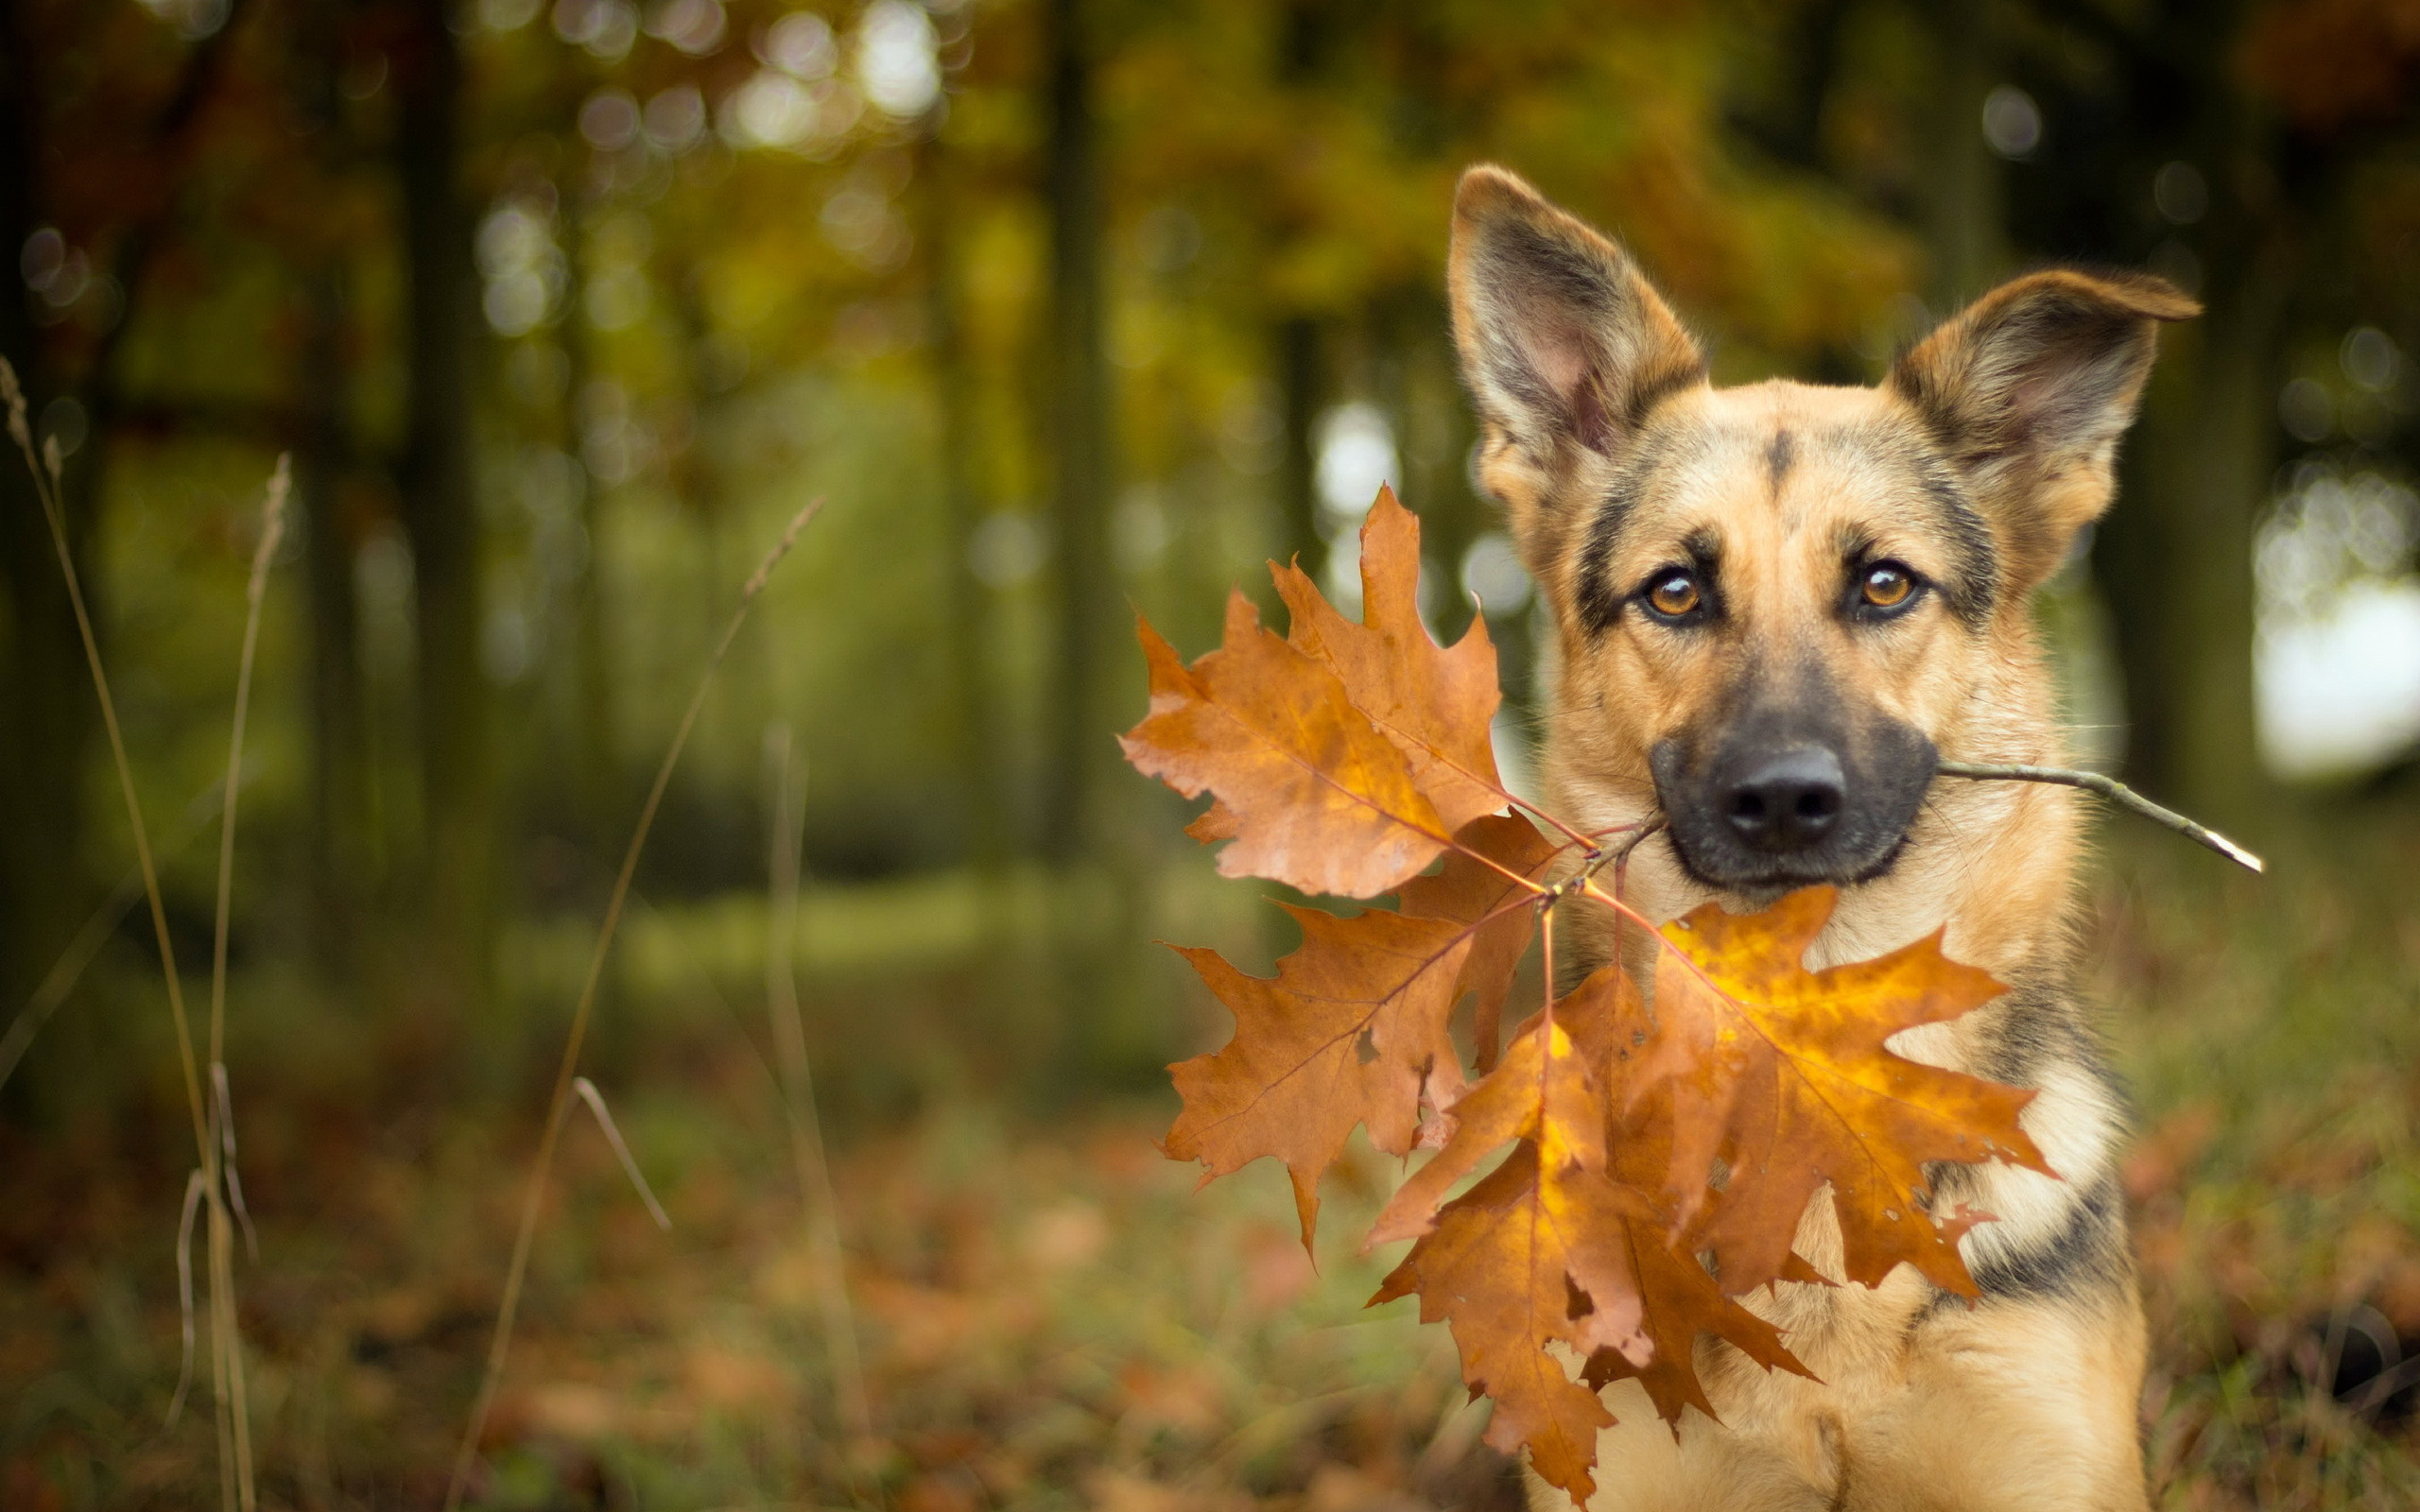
[7,801,2420,1509]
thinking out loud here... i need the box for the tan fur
[1446,165,2196,1511]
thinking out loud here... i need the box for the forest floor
[7,801,2420,1511]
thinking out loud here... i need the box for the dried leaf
[1167,903,1478,1246]
[1397,813,1563,1070]
[1122,593,1451,898]
[1275,487,1506,835]
[1640,887,2051,1295]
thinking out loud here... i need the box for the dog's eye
[1645,571,1703,619]
[1859,563,1914,610]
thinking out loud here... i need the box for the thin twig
[1934,761,2264,873]
[441,497,822,1512]
[764,725,875,1447]
[570,1078,672,1231]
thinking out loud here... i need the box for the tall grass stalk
[0,358,260,1512]
[197,455,286,1508]
[443,498,824,1512]
[764,723,873,1449]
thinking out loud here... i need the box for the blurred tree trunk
[921,129,1006,867]
[1040,0,1114,862]
[0,0,92,1018]
[560,199,616,837]
[1921,0,2007,309]
[1270,0,1329,584]
[1274,316,1323,575]
[297,265,371,984]
[2097,24,2282,833]
[394,0,493,1013]
[293,0,370,986]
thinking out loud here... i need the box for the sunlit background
[4,1,2419,1508]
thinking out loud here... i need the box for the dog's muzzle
[1650,718,1936,891]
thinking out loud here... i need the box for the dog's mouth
[1648,726,1936,895]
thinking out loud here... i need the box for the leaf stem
[1934,761,2263,873]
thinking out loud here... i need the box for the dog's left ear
[1891,269,2199,594]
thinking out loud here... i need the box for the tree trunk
[1922,0,2007,311]
[2091,0,2277,834]
[1274,315,1323,578]
[0,0,93,1021]
[394,0,493,1013]
[1040,0,1114,862]
[921,130,1005,866]
[561,202,615,840]
[297,263,371,983]
[289,0,369,985]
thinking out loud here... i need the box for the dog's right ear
[1448,166,1703,526]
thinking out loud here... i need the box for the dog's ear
[1448,165,1703,536]
[1891,269,2198,594]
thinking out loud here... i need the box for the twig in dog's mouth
[1935,761,2265,874]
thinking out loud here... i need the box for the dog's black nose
[1721,746,1844,852]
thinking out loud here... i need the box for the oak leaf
[1166,903,1479,1247]
[1371,970,1812,1499]
[1365,1020,1630,1503]
[1396,813,1564,1072]
[1637,888,2053,1295]
[1274,486,1507,836]
[1117,590,1452,895]
[1122,593,1451,898]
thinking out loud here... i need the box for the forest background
[5,0,2420,1508]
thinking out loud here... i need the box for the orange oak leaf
[1372,1150,1618,1503]
[1165,902,1480,1247]
[1374,971,1810,1468]
[1638,887,2052,1296]
[1122,593,1451,898]
[1274,486,1508,836]
[1374,1142,1616,1500]
[1396,813,1564,1072]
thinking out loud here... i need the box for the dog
[1444,164,2198,1511]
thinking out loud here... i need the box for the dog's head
[1448,166,2195,894]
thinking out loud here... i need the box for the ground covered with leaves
[6,813,2420,1511]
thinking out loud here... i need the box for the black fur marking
[1920,974,2136,1313]
[1913,456,1999,624]
[1967,1171,2132,1304]
[1574,422,1684,632]
[1765,427,1796,491]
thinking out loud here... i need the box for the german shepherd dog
[1445,166,2197,1511]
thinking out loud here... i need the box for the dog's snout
[1720,746,1844,852]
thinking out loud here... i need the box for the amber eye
[1646,571,1703,619]
[1860,563,1914,610]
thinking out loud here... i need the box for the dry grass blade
[442,498,824,1512]
[166,1169,206,1428]
[3,358,256,1512]
[764,724,874,1447]
[571,1077,672,1231]
[210,455,287,1071]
